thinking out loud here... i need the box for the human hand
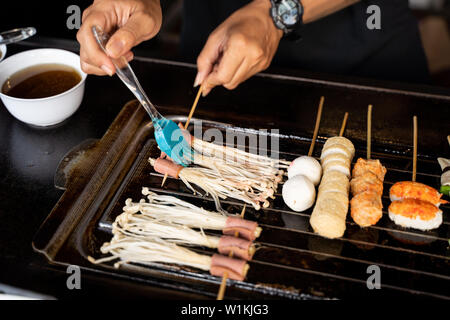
[195,0,283,96]
[76,0,162,76]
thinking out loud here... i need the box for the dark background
[2,1,450,87]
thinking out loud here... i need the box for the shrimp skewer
[390,181,448,207]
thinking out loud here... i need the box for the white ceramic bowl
[0,48,86,126]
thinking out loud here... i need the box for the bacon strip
[153,158,183,178]
[223,217,260,241]
[217,236,254,260]
[177,122,193,146]
[209,254,249,281]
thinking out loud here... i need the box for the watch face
[277,0,299,27]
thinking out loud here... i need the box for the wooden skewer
[308,96,324,157]
[339,112,349,137]
[186,84,204,127]
[216,205,246,301]
[161,84,204,187]
[367,105,372,160]
[412,116,418,182]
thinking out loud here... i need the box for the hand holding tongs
[92,26,192,166]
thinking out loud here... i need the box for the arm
[196,0,360,95]
[302,0,360,23]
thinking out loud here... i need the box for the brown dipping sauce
[2,64,82,99]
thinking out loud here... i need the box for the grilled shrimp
[389,181,448,207]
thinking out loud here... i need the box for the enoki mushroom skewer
[112,203,255,260]
[124,188,262,241]
[150,157,276,211]
[88,189,253,281]
[88,235,250,281]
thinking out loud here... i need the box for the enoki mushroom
[123,188,262,239]
[89,234,212,271]
[191,136,291,171]
[125,187,231,227]
[114,212,221,249]
[149,158,272,211]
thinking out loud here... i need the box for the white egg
[288,156,322,186]
[282,175,316,212]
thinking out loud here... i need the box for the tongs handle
[0,27,36,45]
[92,26,162,125]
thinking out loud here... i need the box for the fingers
[201,48,245,96]
[195,31,224,88]
[80,51,134,76]
[77,0,162,76]
[200,33,266,96]
[77,11,115,75]
[106,11,159,59]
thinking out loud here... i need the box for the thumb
[105,12,159,59]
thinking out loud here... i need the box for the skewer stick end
[161,174,168,187]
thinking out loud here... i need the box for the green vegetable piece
[440,185,450,197]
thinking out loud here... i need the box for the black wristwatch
[269,0,304,41]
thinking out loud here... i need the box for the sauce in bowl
[2,63,81,99]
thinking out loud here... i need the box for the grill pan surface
[32,98,450,299]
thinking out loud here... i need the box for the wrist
[253,0,284,40]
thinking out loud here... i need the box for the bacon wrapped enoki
[112,209,256,260]
[88,235,249,281]
[123,188,262,241]
[149,157,275,210]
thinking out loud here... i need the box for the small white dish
[0,48,86,127]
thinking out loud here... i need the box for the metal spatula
[92,26,192,166]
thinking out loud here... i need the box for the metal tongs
[92,26,192,166]
[0,27,36,45]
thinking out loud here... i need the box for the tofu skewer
[310,112,354,239]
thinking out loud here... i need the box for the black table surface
[1,38,449,300]
[0,39,209,299]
